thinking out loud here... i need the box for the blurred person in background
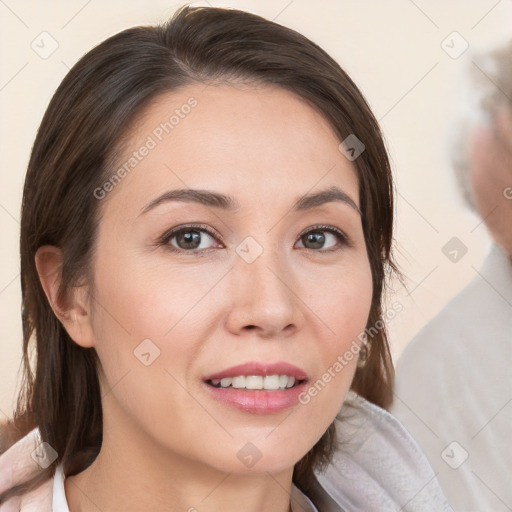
[391,40,512,512]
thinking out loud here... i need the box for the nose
[224,242,304,339]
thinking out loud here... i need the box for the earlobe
[34,245,95,348]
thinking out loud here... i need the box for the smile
[207,374,302,390]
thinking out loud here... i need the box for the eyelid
[297,224,353,251]
[157,223,222,249]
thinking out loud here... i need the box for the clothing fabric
[52,391,451,511]
[391,243,512,511]
[312,391,453,511]
[52,464,68,512]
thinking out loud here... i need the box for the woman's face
[85,82,373,475]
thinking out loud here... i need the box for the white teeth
[245,376,263,389]
[220,377,232,388]
[286,376,295,388]
[232,376,246,388]
[212,375,298,390]
[264,375,281,390]
[279,375,289,388]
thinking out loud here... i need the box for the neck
[64,408,295,512]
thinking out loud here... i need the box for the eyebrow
[139,185,360,216]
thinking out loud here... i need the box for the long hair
[1,5,396,502]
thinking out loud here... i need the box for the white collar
[52,463,69,512]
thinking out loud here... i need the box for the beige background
[1,0,511,419]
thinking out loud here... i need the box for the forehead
[103,82,359,214]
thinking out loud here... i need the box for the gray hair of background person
[449,39,512,210]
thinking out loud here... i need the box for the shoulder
[399,242,512,367]
[393,243,512,413]
[314,392,453,512]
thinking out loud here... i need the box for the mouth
[205,375,307,391]
[201,361,309,414]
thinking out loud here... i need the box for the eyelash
[156,223,352,255]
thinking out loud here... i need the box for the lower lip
[202,381,308,414]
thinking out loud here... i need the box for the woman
[0,6,451,511]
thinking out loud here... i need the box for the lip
[203,361,308,381]
[202,361,309,415]
[202,380,309,414]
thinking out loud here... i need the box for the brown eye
[160,225,220,252]
[301,231,326,249]
[173,229,205,250]
[296,226,349,251]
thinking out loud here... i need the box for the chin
[207,444,308,476]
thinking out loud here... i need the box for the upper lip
[203,361,308,382]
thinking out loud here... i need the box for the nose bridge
[227,233,300,335]
[235,234,291,301]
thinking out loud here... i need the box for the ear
[34,245,95,348]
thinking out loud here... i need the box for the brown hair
[1,5,396,503]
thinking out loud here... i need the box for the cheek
[468,125,512,251]
[469,124,510,207]
[88,246,239,409]
[91,242,223,337]
[314,257,373,347]
[88,256,214,441]
[302,259,373,404]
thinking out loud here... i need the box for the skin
[468,106,512,256]
[35,83,373,512]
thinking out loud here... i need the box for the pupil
[179,230,201,249]
[305,232,325,249]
